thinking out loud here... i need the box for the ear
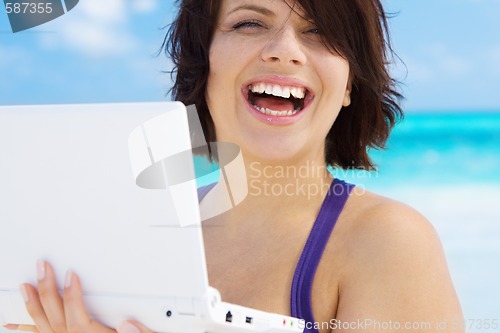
[342,78,353,107]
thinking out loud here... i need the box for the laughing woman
[7,1,463,333]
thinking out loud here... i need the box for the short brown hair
[162,0,403,170]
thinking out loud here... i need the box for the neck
[199,150,334,223]
[243,158,333,205]
[226,154,332,208]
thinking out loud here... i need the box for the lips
[242,77,314,120]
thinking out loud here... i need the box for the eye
[232,20,264,30]
[306,27,320,35]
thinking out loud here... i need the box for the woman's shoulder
[343,187,438,241]
[334,187,443,273]
[327,189,463,323]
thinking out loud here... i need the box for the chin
[242,137,309,164]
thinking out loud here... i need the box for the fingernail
[65,270,73,289]
[19,284,29,303]
[3,324,19,330]
[117,322,140,333]
[36,260,46,281]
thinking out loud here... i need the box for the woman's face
[207,0,351,164]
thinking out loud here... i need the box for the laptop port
[225,311,233,323]
[245,316,253,324]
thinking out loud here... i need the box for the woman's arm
[333,201,464,333]
[5,261,153,333]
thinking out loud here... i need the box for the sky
[1,0,500,111]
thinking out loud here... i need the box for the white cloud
[35,0,159,57]
[131,0,158,13]
[401,43,473,84]
[78,0,127,23]
[58,20,137,57]
[427,43,472,77]
[399,55,434,82]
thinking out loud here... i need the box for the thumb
[117,321,155,333]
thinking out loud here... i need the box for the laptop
[0,102,303,333]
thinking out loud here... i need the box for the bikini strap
[290,178,355,332]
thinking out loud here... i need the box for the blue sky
[1,0,500,111]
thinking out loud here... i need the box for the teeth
[257,83,266,94]
[248,82,308,116]
[253,105,298,117]
[282,87,291,99]
[272,85,282,97]
[249,82,306,100]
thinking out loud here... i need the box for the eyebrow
[228,4,276,17]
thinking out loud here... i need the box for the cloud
[397,55,433,82]
[78,0,127,22]
[131,0,158,13]
[35,0,158,57]
[427,43,472,77]
[401,43,473,84]
[57,20,137,57]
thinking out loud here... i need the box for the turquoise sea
[347,112,500,187]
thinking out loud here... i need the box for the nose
[261,26,307,66]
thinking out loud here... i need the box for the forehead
[219,0,311,20]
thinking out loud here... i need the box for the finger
[62,271,114,333]
[2,324,18,331]
[62,271,90,329]
[36,260,67,333]
[20,284,55,333]
[4,324,39,332]
[117,321,155,333]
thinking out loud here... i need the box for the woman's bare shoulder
[341,188,438,249]
[338,188,444,274]
[331,188,463,327]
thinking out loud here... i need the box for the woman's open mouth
[243,81,314,119]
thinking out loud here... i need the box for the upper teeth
[249,83,306,99]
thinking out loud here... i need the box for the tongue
[253,96,294,112]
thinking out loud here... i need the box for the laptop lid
[0,102,208,300]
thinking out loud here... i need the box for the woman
[6,0,464,332]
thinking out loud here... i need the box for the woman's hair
[163,0,403,170]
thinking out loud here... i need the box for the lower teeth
[253,105,298,116]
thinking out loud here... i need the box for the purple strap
[290,178,354,332]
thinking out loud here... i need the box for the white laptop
[0,102,303,333]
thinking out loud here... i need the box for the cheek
[206,48,225,109]
[321,63,351,102]
[207,41,235,96]
[207,37,252,111]
[206,43,239,134]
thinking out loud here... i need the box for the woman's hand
[3,260,153,333]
